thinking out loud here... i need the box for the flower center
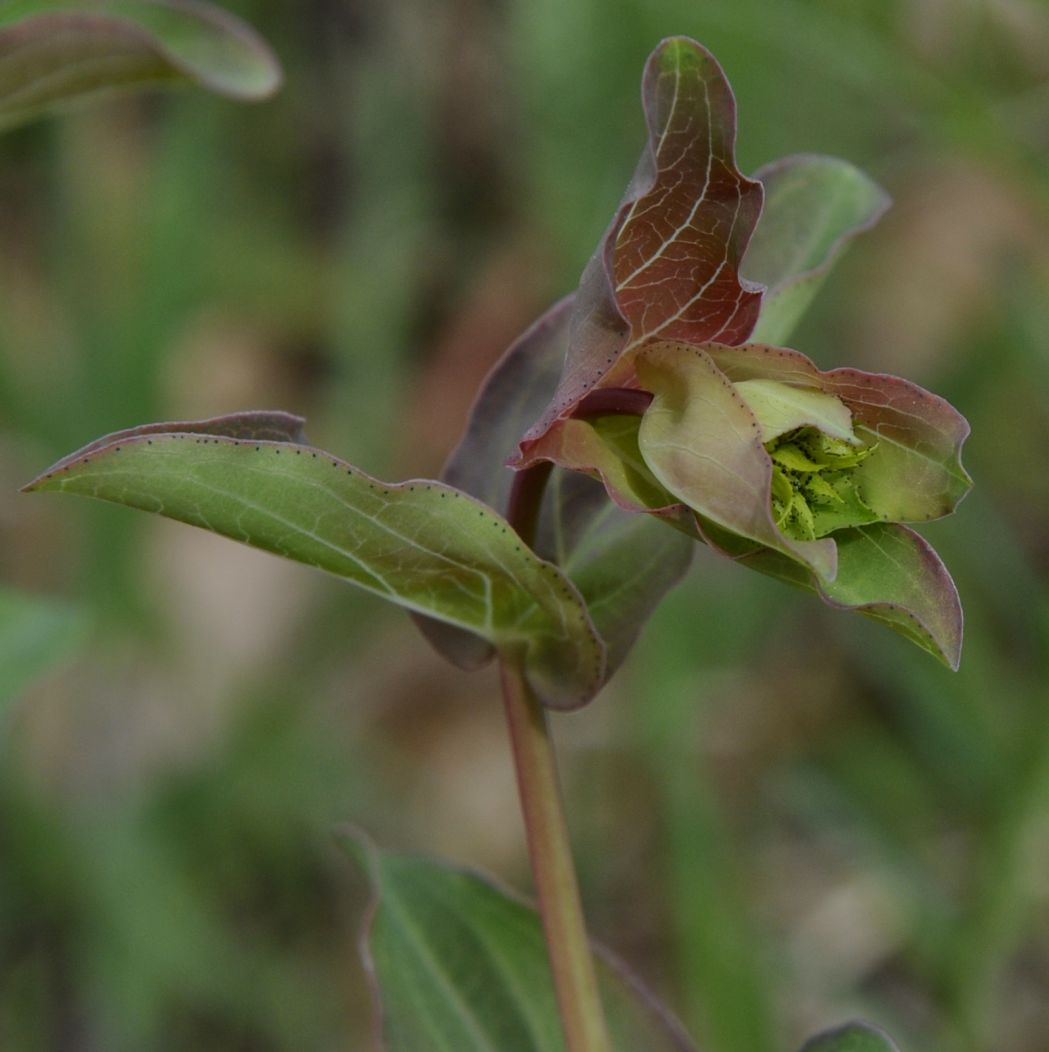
[766,427,877,540]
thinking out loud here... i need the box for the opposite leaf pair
[25,36,971,712]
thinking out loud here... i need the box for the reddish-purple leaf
[443,295,574,515]
[514,36,763,465]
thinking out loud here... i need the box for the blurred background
[2,0,1049,1049]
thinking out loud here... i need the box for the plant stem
[501,463,612,1052]
[500,658,611,1052]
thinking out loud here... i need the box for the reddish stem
[500,461,611,1052]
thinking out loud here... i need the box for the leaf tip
[333,823,381,886]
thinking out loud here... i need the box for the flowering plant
[22,27,966,1052]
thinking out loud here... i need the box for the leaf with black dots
[23,413,606,709]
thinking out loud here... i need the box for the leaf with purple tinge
[702,344,972,523]
[744,154,891,345]
[729,521,963,669]
[443,295,574,515]
[23,413,606,709]
[0,0,281,132]
[423,293,693,685]
[341,828,699,1052]
[515,36,763,464]
[555,483,693,675]
[628,341,968,665]
[798,1021,902,1052]
[636,344,839,581]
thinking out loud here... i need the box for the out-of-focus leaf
[0,0,281,131]
[0,586,86,712]
[727,521,963,669]
[798,1021,902,1052]
[515,36,763,463]
[744,154,890,344]
[443,295,574,515]
[341,830,698,1052]
[23,412,606,709]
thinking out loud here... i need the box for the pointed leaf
[23,413,606,709]
[342,831,698,1052]
[798,1021,902,1052]
[745,155,890,345]
[0,0,281,131]
[727,521,963,669]
[516,36,763,461]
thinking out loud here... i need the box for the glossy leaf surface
[344,832,697,1052]
[745,154,890,345]
[24,413,605,709]
[0,0,281,130]
[798,1021,902,1052]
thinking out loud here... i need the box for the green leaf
[341,831,697,1052]
[0,0,281,131]
[0,585,86,712]
[415,298,575,673]
[797,1021,902,1052]
[429,296,692,685]
[733,378,858,444]
[23,412,605,709]
[727,521,963,670]
[560,489,692,676]
[744,154,890,345]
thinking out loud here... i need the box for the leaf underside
[24,413,605,709]
[342,830,697,1052]
[744,154,891,345]
[0,0,281,131]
